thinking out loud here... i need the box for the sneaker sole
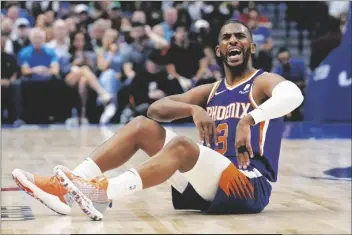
[54,167,103,221]
[12,169,71,215]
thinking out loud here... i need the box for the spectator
[165,23,208,92]
[35,14,48,29]
[65,17,78,34]
[120,16,132,32]
[187,2,205,21]
[6,5,20,23]
[273,47,308,121]
[90,19,110,50]
[61,31,113,124]
[240,7,272,28]
[89,1,109,20]
[145,24,170,65]
[121,57,181,124]
[46,19,70,58]
[2,17,14,54]
[74,4,94,32]
[122,21,169,82]
[160,7,178,43]
[131,10,146,24]
[1,30,19,123]
[96,29,126,124]
[11,18,31,55]
[202,45,222,82]
[107,2,122,31]
[247,9,273,72]
[44,10,55,26]
[17,27,59,81]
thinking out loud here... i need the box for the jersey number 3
[215,123,228,155]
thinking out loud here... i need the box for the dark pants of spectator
[20,78,72,124]
[253,51,273,72]
[1,86,16,123]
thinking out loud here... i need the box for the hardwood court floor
[1,125,351,234]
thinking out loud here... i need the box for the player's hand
[235,115,254,169]
[191,105,218,147]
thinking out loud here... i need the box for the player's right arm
[147,83,218,146]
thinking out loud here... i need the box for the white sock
[72,157,102,180]
[107,168,143,200]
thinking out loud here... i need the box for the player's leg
[12,116,187,215]
[54,136,231,220]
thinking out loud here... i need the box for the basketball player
[12,20,303,220]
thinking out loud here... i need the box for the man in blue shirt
[18,27,60,81]
[273,47,309,121]
[17,27,61,124]
[160,7,178,43]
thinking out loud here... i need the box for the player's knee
[167,136,199,163]
[130,115,155,133]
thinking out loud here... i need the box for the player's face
[216,23,255,68]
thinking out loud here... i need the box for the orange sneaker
[12,166,74,215]
[54,165,110,221]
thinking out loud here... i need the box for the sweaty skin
[148,22,286,168]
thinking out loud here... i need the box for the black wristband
[237,145,248,154]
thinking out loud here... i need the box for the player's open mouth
[227,49,242,61]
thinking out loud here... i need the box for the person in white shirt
[46,19,70,58]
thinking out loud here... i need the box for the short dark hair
[172,21,188,32]
[277,47,289,56]
[218,19,253,41]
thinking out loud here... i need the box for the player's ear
[250,42,256,54]
[215,45,220,57]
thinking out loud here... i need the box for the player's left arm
[235,73,304,169]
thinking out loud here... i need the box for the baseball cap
[15,18,30,28]
[75,4,89,14]
[108,2,121,10]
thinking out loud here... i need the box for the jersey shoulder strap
[207,80,222,104]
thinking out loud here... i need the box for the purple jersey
[206,69,284,182]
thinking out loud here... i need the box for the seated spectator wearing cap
[273,47,308,121]
[1,30,19,123]
[46,19,70,59]
[74,4,94,33]
[17,27,60,81]
[11,18,31,55]
[60,31,113,124]
[165,23,208,92]
[107,2,122,31]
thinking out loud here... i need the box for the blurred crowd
[1,1,349,125]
